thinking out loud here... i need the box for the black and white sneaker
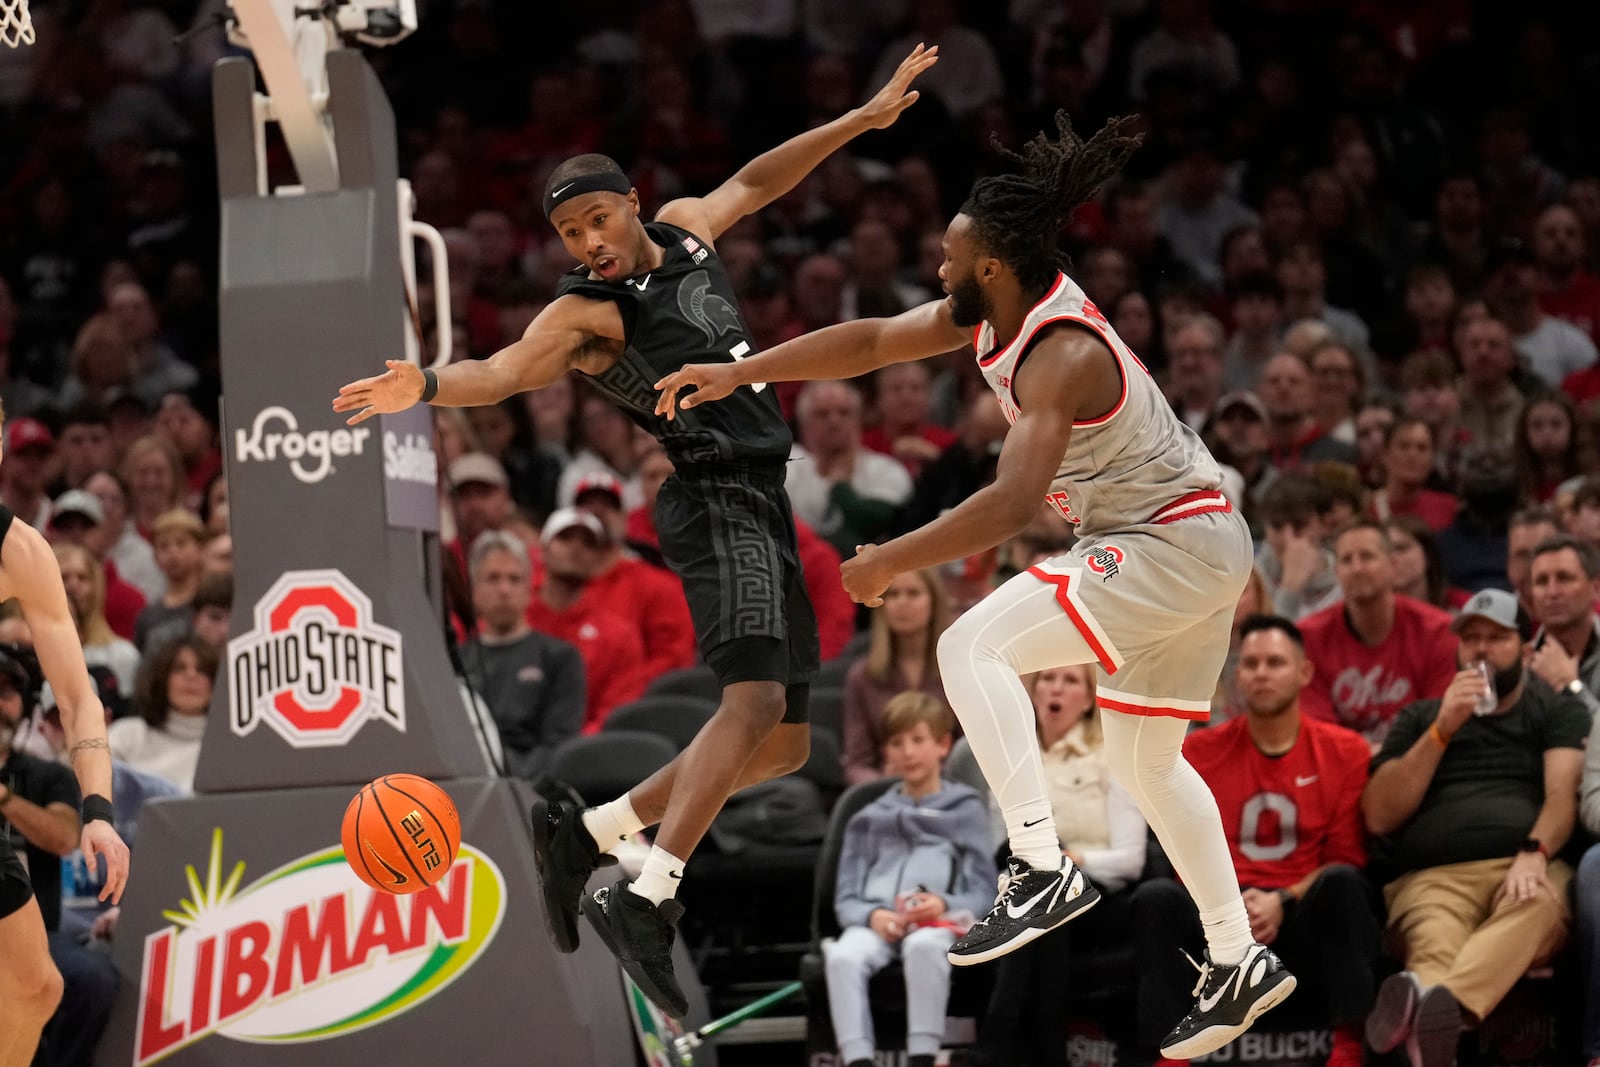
[580,878,689,1018]
[947,856,1100,967]
[529,798,616,953]
[1160,943,1297,1059]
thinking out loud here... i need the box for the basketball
[341,774,462,895]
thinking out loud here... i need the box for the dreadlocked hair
[960,112,1145,292]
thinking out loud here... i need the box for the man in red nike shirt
[525,508,647,732]
[1300,518,1458,747]
[1132,614,1379,1066]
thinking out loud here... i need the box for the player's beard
[948,273,990,328]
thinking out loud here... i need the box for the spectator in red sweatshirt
[570,472,696,686]
[525,507,647,733]
[624,446,857,660]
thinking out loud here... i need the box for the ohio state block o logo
[228,569,404,747]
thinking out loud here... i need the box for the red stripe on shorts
[1097,694,1211,722]
[1025,565,1119,674]
[1149,489,1232,525]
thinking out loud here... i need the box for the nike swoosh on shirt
[629,274,652,291]
[1004,879,1061,920]
[365,841,409,889]
[1295,775,1319,787]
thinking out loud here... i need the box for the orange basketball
[341,774,462,895]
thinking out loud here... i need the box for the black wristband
[419,368,439,404]
[1275,888,1295,910]
[82,794,114,826]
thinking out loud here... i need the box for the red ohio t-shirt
[1183,714,1371,888]
[1299,594,1459,744]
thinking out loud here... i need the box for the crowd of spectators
[6,0,1600,1064]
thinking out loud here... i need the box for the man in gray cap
[1362,588,1588,1067]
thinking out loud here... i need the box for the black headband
[545,171,632,218]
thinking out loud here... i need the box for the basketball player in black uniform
[333,44,937,1016]
[0,414,131,1066]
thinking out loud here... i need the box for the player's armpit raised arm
[334,295,617,424]
[660,44,938,242]
[656,299,966,418]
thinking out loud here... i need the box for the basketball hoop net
[0,0,34,47]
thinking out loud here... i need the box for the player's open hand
[842,544,895,607]
[855,43,939,130]
[655,363,741,421]
[333,360,425,425]
[82,820,130,904]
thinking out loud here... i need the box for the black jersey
[556,221,791,469]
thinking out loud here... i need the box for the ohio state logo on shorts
[1085,544,1124,581]
[228,569,404,747]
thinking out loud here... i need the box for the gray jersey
[974,273,1224,540]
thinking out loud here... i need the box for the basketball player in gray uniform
[657,114,1295,1058]
[334,46,937,1018]
[0,416,130,1066]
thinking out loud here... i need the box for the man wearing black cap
[334,48,938,1015]
[1362,588,1588,1067]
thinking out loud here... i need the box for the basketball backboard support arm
[223,0,448,366]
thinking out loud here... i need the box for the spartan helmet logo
[677,270,744,345]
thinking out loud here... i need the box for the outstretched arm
[656,44,937,243]
[8,524,130,901]
[655,299,967,418]
[334,295,622,424]
[839,327,1118,605]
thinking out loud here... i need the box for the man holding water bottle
[1360,589,1588,1067]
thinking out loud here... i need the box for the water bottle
[1472,659,1497,716]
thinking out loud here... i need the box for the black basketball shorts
[655,461,820,722]
[0,830,32,921]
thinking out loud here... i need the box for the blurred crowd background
[5,1,1600,1064]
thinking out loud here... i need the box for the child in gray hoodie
[824,691,998,1067]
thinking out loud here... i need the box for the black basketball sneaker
[1160,943,1297,1059]
[580,878,689,1019]
[947,856,1101,966]
[529,797,615,953]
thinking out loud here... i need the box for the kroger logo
[235,407,371,484]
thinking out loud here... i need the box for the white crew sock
[582,795,645,853]
[628,846,686,905]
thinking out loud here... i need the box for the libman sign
[134,829,506,1066]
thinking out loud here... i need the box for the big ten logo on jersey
[1044,490,1081,525]
[1084,544,1124,581]
[229,569,404,748]
[681,235,709,265]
